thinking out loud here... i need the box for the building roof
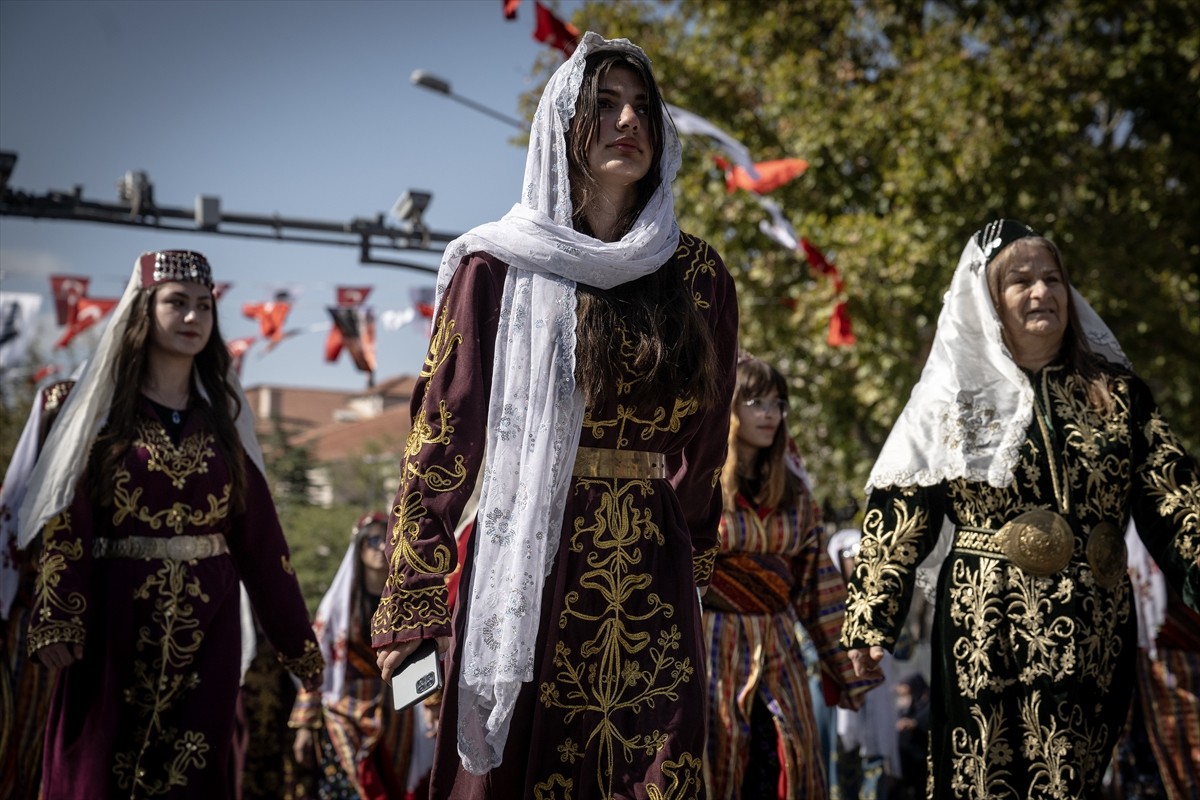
[294,402,412,462]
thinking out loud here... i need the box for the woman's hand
[847,645,886,679]
[35,642,83,670]
[292,727,319,767]
[376,636,452,682]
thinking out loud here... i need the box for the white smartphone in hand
[391,639,443,711]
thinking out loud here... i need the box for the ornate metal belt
[957,512,1127,587]
[93,533,229,561]
[572,447,667,480]
[957,509,1074,577]
[1085,521,1127,589]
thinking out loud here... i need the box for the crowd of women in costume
[1,30,1197,800]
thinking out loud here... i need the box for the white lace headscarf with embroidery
[433,32,683,773]
[865,221,1129,599]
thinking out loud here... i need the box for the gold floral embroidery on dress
[137,420,215,489]
[111,467,230,534]
[407,399,454,456]
[279,638,326,680]
[1078,578,1129,691]
[946,556,1012,698]
[1141,412,1200,557]
[692,544,717,585]
[532,773,573,800]
[677,233,717,312]
[113,559,210,795]
[540,477,698,799]
[1002,567,1075,687]
[281,554,295,575]
[844,497,928,645]
[950,703,1014,799]
[28,511,88,653]
[1017,691,1075,799]
[422,304,462,377]
[371,583,450,638]
[647,752,704,800]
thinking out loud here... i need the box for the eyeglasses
[741,397,789,416]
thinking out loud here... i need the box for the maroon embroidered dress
[28,399,324,799]
[371,232,739,800]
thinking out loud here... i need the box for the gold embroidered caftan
[28,401,324,799]
[842,363,1200,799]
[370,232,739,800]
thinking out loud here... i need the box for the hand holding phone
[391,639,443,711]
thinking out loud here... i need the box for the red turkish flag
[503,0,521,19]
[799,238,844,292]
[716,157,809,195]
[227,336,256,376]
[30,364,61,385]
[827,301,856,347]
[533,1,578,56]
[49,275,90,326]
[336,286,372,307]
[55,297,118,349]
[242,296,292,343]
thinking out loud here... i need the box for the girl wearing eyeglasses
[701,355,881,799]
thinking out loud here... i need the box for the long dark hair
[91,284,246,511]
[569,48,720,411]
[720,358,802,511]
[987,237,1115,413]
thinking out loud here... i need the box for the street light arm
[411,69,525,131]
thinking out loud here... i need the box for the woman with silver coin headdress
[20,250,324,799]
[841,220,1200,798]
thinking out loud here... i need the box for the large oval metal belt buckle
[1086,521,1127,590]
[999,509,1074,577]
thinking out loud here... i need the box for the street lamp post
[410,70,525,131]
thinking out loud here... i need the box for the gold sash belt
[955,510,1126,588]
[572,447,667,480]
[93,533,229,561]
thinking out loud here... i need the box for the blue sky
[1,0,587,391]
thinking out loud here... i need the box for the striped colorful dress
[702,487,876,799]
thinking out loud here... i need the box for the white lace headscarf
[865,221,1129,600]
[19,255,266,547]
[437,32,683,774]
[867,220,1127,493]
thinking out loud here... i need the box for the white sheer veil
[439,32,683,773]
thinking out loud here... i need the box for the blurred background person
[702,355,878,799]
[289,511,426,800]
[827,527,900,800]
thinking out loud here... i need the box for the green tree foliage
[278,503,365,615]
[261,417,314,510]
[551,0,1199,505]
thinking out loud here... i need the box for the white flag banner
[380,307,418,331]
[756,197,800,251]
[0,292,43,369]
[667,104,760,179]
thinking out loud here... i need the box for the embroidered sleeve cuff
[278,640,325,682]
[692,544,718,587]
[370,583,452,646]
[26,618,86,656]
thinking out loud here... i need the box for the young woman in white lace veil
[371,32,739,798]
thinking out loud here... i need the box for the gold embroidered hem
[92,533,229,561]
[572,447,667,479]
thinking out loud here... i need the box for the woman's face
[994,246,1069,354]
[735,389,786,451]
[585,64,654,199]
[359,523,387,573]
[149,281,213,360]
